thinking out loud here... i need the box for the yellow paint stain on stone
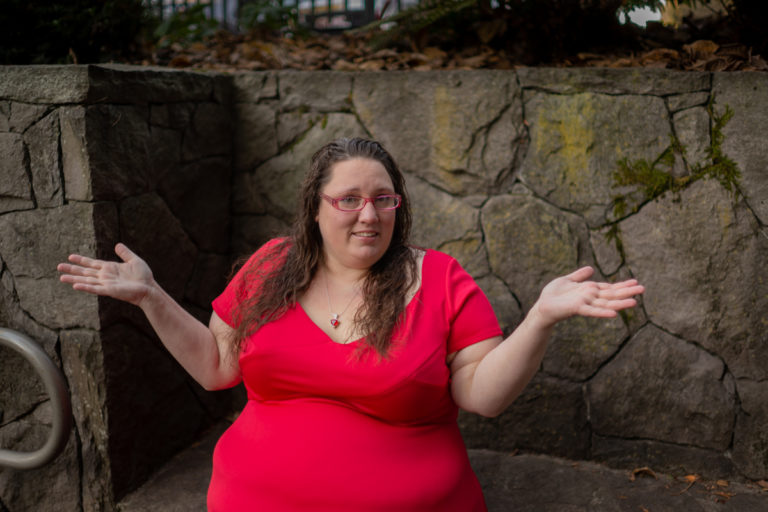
[431,86,464,173]
[535,94,596,188]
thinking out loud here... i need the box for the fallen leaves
[141,30,768,73]
[630,467,658,481]
[568,40,768,72]
[672,474,700,495]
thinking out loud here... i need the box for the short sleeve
[443,255,503,354]
[212,238,288,328]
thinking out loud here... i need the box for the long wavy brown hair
[231,137,418,358]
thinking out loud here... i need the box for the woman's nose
[358,201,379,222]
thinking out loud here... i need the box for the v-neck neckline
[296,286,424,346]
[297,250,428,346]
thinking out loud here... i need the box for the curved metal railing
[0,328,72,469]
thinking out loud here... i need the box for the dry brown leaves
[143,31,768,73]
[566,39,768,72]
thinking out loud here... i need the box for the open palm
[57,243,155,307]
[536,266,644,325]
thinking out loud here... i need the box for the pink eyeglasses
[320,193,402,212]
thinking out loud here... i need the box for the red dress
[208,240,502,511]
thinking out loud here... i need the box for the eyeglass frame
[319,193,402,212]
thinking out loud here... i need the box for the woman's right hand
[57,243,155,307]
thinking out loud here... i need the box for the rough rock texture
[2,66,768,511]
[0,66,236,512]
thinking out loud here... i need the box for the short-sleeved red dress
[208,239,502,511]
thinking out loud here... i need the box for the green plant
[153,3,220,48]
[610,97,741,220]
[239,0,307,38]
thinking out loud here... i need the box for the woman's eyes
[338,196,361,207]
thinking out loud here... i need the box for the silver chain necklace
[323,272,360,329]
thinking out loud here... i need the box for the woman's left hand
[533,266,644,327]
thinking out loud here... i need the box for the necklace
[323,271,359,329]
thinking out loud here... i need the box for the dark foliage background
[0,0,149,64]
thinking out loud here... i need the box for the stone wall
[232,67,768,483]
[0,65,239,511]
[1,65,766,511]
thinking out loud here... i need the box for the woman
[58,138,643,511]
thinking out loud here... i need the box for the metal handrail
[0,328,72,469]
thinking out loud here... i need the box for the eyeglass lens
[337,195,399,210]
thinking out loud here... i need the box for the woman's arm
[58,243,241,390]
[449,266,644,417]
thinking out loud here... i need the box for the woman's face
[316,157,397,271]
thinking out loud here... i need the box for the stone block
[713,72,768,224]
[667,91,710,112]
[5,102,48,133]
[277,110,323,150]
[517,67,710,95]
[460,373,590,459]
[185,252,233,309]
[0,402,81,512]
[520,90,670,226]
[407,174,479,250]
[0,100,8,131]
[481,185,579,310]
[181,102,232,161]
[84,104,151,201]
[589,227,623,276]
[232,169,269,215]
[0,132,34,213]
[0,65,89,103]
[119,193,197,300]
[87,65,216,104]
[474,274,522,336]
[543,314,628,381]
[278,71,352,112]
[149,103,194,129]
[621,179,768,380]
[60,106,92,201]
[231,214,290,258]
[353,70,521,195]
[0,347,45,426]
[672,105,709,170]
[157,157,231,252]
[232,71,277,103]
[591,435,736,479]
[0,269,59,351]
[732,379,768,479]
[233,103,278,172]
[0,202,101,329]
[438,233,489,278]
[588,324,736,450]
[60,329,114,512]
[24,110,63,207]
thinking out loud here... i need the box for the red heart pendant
[330,316,340,328]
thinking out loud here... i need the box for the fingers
[591,297,638,311]
[57,262,99,278]
[114,243,137,263]
[596,284,644,301]
[65,253,103,270]
[566,266,595,282]
[579,305,619,318]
